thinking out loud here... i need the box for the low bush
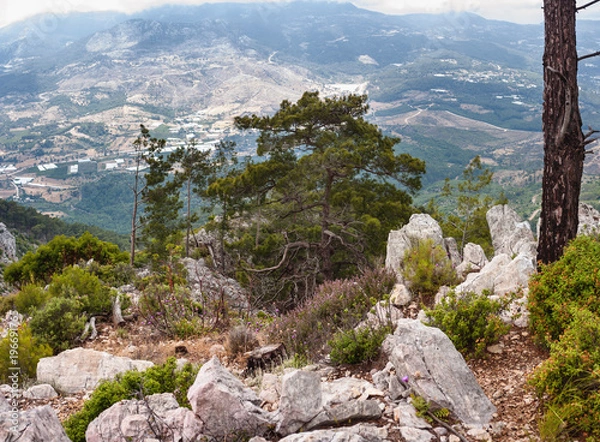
[402,239,457,304]
[425,290,511,359]
[529,308,600,441]
[63,357,198,442]
[138,283,204,339]
[528,235,600,349]
[328,324,392,365]
[29,297,87,353]
[13,284,50,316]
[0,322,52,383]
[267,268,396,361]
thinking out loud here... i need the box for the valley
[0,2,599,232]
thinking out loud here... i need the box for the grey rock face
[385,214,445,275]
[0,405,71,442]
[183,256,249,310]
[486,205,536,258]
[0,223,17,264]
[86,393,205,442]
[187,356,274,438]
[578,203,600,236]
[382,319,496,427]
[277,370,323,435]
[456,243,489,277]
[23,384,58,400]
[37,347,154,394]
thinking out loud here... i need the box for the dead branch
[578,50,600,62]
[244,241,311,273]
[577,0,600,11]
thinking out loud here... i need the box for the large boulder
[0,405,71,441]
[36,347,154,394]
[86,392,205,442]
[455,242,489,277]
[454,252,534,298]
[385,214,445,275]
[382,319,496,427]
[486,205,536,259]
[276,371,384,436]
[276,370,323,435]
[23,384,58,400]
[187,356,274,438]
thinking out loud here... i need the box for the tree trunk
[537,0,585,265]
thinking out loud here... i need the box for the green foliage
[47,266,115,316]
[227,91,425,305]
[402,239,458,303]
[529,308,600,441]
[4,232,128,287]
[0,199,129,248]
[425,290,511,359]
[328,324,392,365]
[431,156,501,256]
[29,297,87,353]
[13,284,50,316]
[0,322,53,383]
[528,235,600,349]
[267,268,396,361]
[63,357,199,442]
[138,283,204,339]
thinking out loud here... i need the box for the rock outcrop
[86,393,205,442]
[0,405,71,441]
[37,347,154,394]
[486,205,536,259]
[382,319,496,427]
[187,356,275,438]
[385,214,445,274]
[0,223,17,264]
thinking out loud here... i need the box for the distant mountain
[0,1,599,231]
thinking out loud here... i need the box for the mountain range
[0,1,599,233]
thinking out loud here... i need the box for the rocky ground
[17,312,549,441]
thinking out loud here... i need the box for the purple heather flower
[402,376,409,383]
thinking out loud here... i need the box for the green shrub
[402,239,457,304]
[267,268,397,361]
[63,357,198,442]
[29,297,87,353]
[0,322,52,383]
[13,284,50,316]
[329,324,392,365]
[48,266,114,316]
[425,290,511,359]
[529,308,600,441]
[4,232,128,287]
[529,235,600,349]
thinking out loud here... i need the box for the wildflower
[401,376,409,383]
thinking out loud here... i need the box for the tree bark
[537,0,585,265]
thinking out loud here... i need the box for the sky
[1,0,599,29]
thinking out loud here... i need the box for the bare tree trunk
[537,0,585,265]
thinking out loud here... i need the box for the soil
[19,317,549,441]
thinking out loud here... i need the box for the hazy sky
[1,0,598,28]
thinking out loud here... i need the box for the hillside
[0,2,599,231]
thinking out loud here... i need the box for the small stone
[486,344,503,354]
[467,428,492,442]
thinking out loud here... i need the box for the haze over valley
[1,1,599,233]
